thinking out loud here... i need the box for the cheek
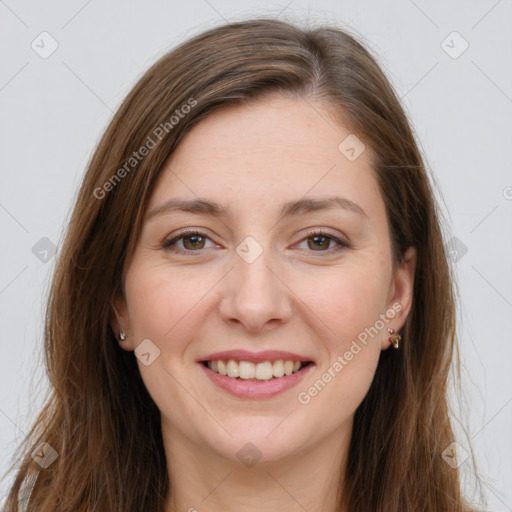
[290,259,390,407]
[291,258,391,345]
[123,262,217,429]
[125,260,218,343]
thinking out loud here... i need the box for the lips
[198,349,315,399]
[199,349,312,364]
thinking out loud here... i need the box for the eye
[162,228,349,255]
[162,229,216,253]
[296,229,349,253]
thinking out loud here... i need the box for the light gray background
[1,0,511,509]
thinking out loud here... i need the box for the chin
[201,419,308,464]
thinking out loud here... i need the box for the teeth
[239,361,255,379]
[206,359,307,380]
[255,362,273,380]
[226,359,239,378]
[273,360,284,377]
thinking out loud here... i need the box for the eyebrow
[146,195,367,220]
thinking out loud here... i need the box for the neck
[162,419,351,512]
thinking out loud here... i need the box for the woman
[3,17,481,511]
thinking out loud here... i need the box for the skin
[112,94,416,512]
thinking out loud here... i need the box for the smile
[204,359,310,380]
[199,358,314,400]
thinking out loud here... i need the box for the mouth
[201,359,313,381]
[198,355,315,399]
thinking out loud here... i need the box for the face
[113,94,416,465]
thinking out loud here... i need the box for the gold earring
[387,328,401,349]
[119,332,127,342]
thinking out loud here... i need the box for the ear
[381,246,417,350]
[111,292,135,351]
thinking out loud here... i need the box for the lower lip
[199,363,314,400]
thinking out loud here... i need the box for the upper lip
[199,350,313,364]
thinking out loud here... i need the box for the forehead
[150,95,382,215]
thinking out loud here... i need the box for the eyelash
[162,228,350,255]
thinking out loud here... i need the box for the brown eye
[307,235,331,251]
[182,234,206,250]
[162,230,215,253]
[295,230,349,254]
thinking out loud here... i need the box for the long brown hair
[2,17,481,511]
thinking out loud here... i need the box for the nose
[218,247,293,333]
